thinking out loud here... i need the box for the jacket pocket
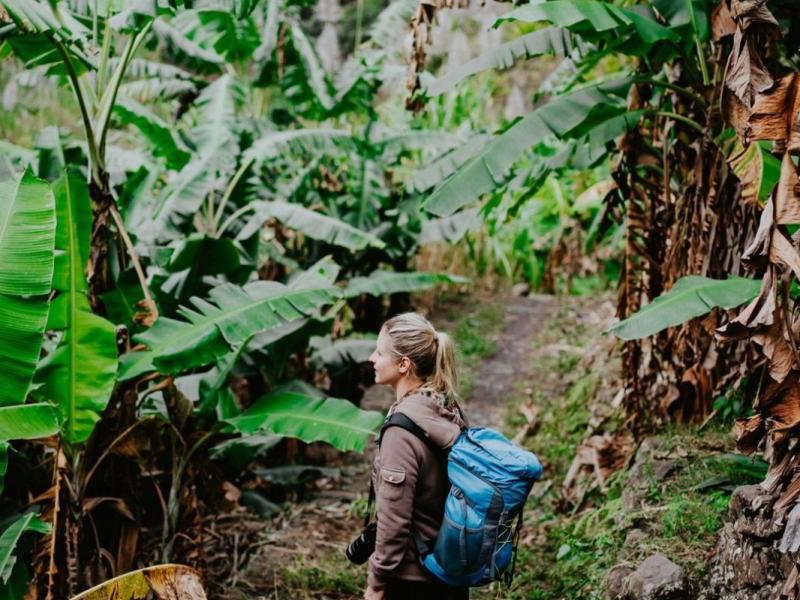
[380,468,406,501]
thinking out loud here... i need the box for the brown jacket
[367,390,468,591]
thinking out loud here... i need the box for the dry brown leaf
[748,73,800,152]
[133,299,158,328]
[725,27,775,106]
[722,85,752,138]
[116,523,139,577]
[712,1,737,40]
[771,231,800,281]
[776,152,800,224]
[767,379,800,429]
[776,476,800,512]
[718,267,777,340]
[726,138,770,205]
[562,431,633,500]
[753,323,796,382]
[734,414,764,454]
[69,565,206,600]
[730,0,779,29]
[742,198,775,266]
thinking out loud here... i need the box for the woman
[364,313,470,600]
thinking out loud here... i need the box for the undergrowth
[499,299,766,599]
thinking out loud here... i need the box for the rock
[512,282,530,297]
[606,565,633,599]
[626,553,688,600]
[625,528,647,546]
[651,459,677,480]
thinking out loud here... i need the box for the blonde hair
[382,312,458,406]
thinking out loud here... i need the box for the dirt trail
[223,294,558,599]
[461,295,557,431]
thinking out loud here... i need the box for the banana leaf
[113,97,191,170]
[426,27,573,95]
[500,1,680,48]
[309,337,377,373]
[343,271,468,298]
[242,201,385,251]
[0,404,59,441]
[245,129,357,164]
[119,281,338,379]
[33,173,117,445]
[607,276,762,340]
[423,77,631,217]
[0,170,55,406]
[0,513,49,585]
[225,391,385,452]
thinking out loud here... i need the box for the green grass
[280,552,367,599]
[495,298,764,599]
[449,302,505,399]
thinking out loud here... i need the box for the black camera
[345,521,377,564]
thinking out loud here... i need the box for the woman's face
[369,329,404,387]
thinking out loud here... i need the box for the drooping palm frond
[241,201,386,251]
[152,17,225,73]
[423,78,632,217]
[426,28,574,95]
[367,0,418,50]
[289,21,335,111]
[245,129,357,164]
[118,281,338,380]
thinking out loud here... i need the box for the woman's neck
[395,375,424,401]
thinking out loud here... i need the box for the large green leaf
[34,173,117,445]
[423,78,631,217]
[245,129,357,164]
[243,201,385,251]
[406,135,490,194]
[0,170,55,407]
[187,74,241,154]
[151,151,237,239]
[377,131,464,158]
[0,296,52,407]
[119,281,338,380]
[500,0,680,49]
[367,0,418,50]
[289,21,334,110]
[309,337,376,373]
[419,209,482,244]
[343,271,468,298]
[1,0,96,72]
[426,28,573,95]
[0,513,49,585]
[0,170,55,296]
[607,276,762,340]
[225,391,385,452]
[151,17,225,73]
[0,404,59,441]
[114,97,191,170]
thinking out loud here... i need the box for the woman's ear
[399,356,411,375]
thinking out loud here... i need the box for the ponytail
[382,312,459,407]
[432,332,458,407]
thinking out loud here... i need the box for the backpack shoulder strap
[377,412,441,454]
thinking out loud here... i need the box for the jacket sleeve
[367,427,421,591]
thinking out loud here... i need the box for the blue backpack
[377,413,543,587]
